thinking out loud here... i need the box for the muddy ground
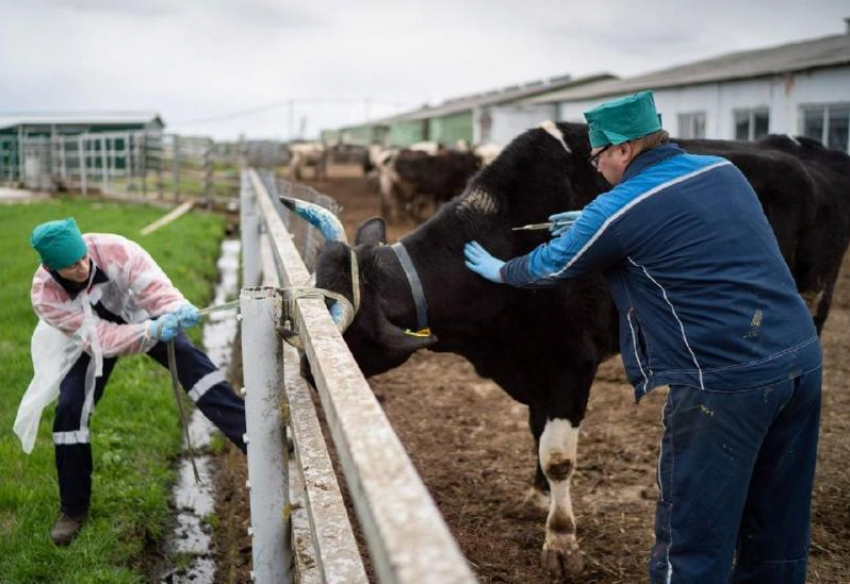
[213,165,850,583]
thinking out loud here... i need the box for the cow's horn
[328,248,359,333]
[330,300,354,333]
[279,196,348,244]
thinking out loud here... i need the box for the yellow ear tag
[403,327,432,338]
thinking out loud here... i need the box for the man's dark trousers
[649,365,822,584]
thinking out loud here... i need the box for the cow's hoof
[540,543,585,579]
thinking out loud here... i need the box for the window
[801,104,850,151]
[678,112,706,139]
[734,109,769,141]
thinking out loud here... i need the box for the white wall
[474,103,558,146]
[556,65,850,142]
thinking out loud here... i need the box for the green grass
[100,172,240,201]
[138,174,239,199]
[0,198,226,583]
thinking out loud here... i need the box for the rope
[276,249,361,349]
[194,249,361,349]
[198,299,240,317]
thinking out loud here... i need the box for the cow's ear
[356,216,387,246]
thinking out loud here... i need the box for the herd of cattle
[288,140,501,221]
[288,122,850,577]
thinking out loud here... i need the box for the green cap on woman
[30,217,88,270]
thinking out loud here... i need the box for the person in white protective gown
[14,217,246,546]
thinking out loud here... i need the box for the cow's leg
[538,417,584,577]
[526,361,595,577]
[378,174,398,222]
[524,406,550,511]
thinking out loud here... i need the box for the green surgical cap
[584,90,663,149]
[30,217,88,270]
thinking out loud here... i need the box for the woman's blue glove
[175,303,201,329]
[148,313,180,342]
[548,210,583,236]
[464,240,505,283]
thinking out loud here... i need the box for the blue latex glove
[148,313,180,342]
[175,303,201,329]
[548,210,583,236]
[464,240,505,283]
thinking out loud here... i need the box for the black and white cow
[289,142,328,181]
[305,122,850,577]
[376,148,481,222]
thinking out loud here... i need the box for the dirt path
[216,168,850,583]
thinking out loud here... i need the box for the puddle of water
[160,238,240,584]
[203,239,241,370]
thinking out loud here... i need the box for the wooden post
[79,135,88,195]
[140,132,148,197]
[47,126,56,191]
[156,134,164,199]
[17,126,24,184]
[100,135,108,194]
[60,135,67,182]
[203,138,213,210]
[124,131,132,192]
[172,134,180,202]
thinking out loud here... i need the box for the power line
[176,97,414,127]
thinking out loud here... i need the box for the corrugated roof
[354,73,617,128]
[0,112,164,131]
[527,32,850,104]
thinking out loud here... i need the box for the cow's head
[314,216,439,376]
[282,196,436,375]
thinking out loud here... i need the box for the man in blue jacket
[464,91,822,583]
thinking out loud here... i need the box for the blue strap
[391,242,429,331]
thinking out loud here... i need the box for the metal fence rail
[0,131,254,209]
[240,168,476,584]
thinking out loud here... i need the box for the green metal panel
[344,125,378,145]
[388,119,428,147]
[321,129,341,143]
[323,123,390,146]
[0,135,19,181]
[428,111,473,146]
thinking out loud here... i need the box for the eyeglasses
[588,145,611,169]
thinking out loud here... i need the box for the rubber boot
[50,510,87,546]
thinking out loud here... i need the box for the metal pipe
[240,170,261,288]
[240,286,292,583]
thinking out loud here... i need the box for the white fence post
[172,134,180,202]
[100,135,108,193]
[240,170,262,288]
[79,136,88,195]
[240,286,292,584]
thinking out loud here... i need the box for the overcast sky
[1,0,847,141]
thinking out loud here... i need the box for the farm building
[321,122,388,146]
[320,74,615,148]
[0,112,164,182]
[321,21,850,152]
[525,21,850,150]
